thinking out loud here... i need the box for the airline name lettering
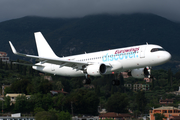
[115,47,140,54]
[102,47,140,62]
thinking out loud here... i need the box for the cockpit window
[151,48,165,52]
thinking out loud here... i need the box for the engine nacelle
[129,67,151,79]
[86,64,106,76]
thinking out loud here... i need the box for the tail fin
[34,32,58,58]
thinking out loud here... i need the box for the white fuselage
[33,44,171,77]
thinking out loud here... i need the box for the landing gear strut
[112,79,120,86]
[144,66,152,78]
[83,78,91,84]
[112,73,120,86]
[83,74,91,84]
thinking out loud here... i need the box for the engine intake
[86,64,106,76]
[128,67,151,79]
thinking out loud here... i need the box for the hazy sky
[1,0,180,22]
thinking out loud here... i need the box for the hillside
[0,13,180,71]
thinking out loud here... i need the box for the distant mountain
[0,13,180,71]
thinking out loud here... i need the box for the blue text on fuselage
[102,52,138,62]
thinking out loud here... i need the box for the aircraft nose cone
[164,51,171,62]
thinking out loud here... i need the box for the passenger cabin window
[151,48,165,52]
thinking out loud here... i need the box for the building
[0,116,34,120]
[149,106,180,120]
[124,84,132,90]
[168,86,180,95]
[121,72,129,78]
[84,84,95,89]
[72,116,99,120]
[124,84,150,91]
[169,116,180,120]
[99,112,132,120]
[0,52,9,62]
[44,76,53,81]
[6,94,31,105]
[50,89,68,96]
[159,99,174,106]
[133,84,142,91]
[1,85,11,97]
[144,78,152,82]
[142,84,150,91]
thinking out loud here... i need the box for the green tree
[35,111,58,120]
[119,73,124,93]
[106,93,129,113]
[14,95,28,113]
[55,81,64,90]
[11,79,31,94]
[154,113,167,120]
[4,87,13,94]
[31,93,53,111]
[175,71,180,79]
[52,94,65,111]
[65,89,99,115]
[39,79,52,94]
[34,107,45,114]
[22,66,27,75]
[151,77,154,90]
[136,91,147,114]
[42,93,53,110]
[4,96,11,112]
[0,59,2,69]
[31,93,43,109]
[10,61,13,70]
[168,69,173,86]
[95,85,101,96]
[58,111,72,120]
[5,61,8,70]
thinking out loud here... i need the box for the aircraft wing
[9,41,111,68]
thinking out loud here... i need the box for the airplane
[9,32,171,85]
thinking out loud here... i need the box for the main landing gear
[83,74,91,84]
[112,73,121,86]
[83,78,91,84]
[112,79,120,86]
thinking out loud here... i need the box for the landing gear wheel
[83,78,91,84]
[150,75,154,79]
[112,79,120,86]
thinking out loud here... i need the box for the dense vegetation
[1,59,180,119]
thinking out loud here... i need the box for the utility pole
[71,101,73,116]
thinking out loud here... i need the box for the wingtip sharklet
[9,41,18,54]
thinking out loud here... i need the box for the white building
[0,52,9,62]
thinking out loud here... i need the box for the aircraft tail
[34,32,58,58]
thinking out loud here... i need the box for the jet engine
[86,64,106,76]
[128,67,151,79]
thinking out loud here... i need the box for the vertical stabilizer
[34,32,58,58]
